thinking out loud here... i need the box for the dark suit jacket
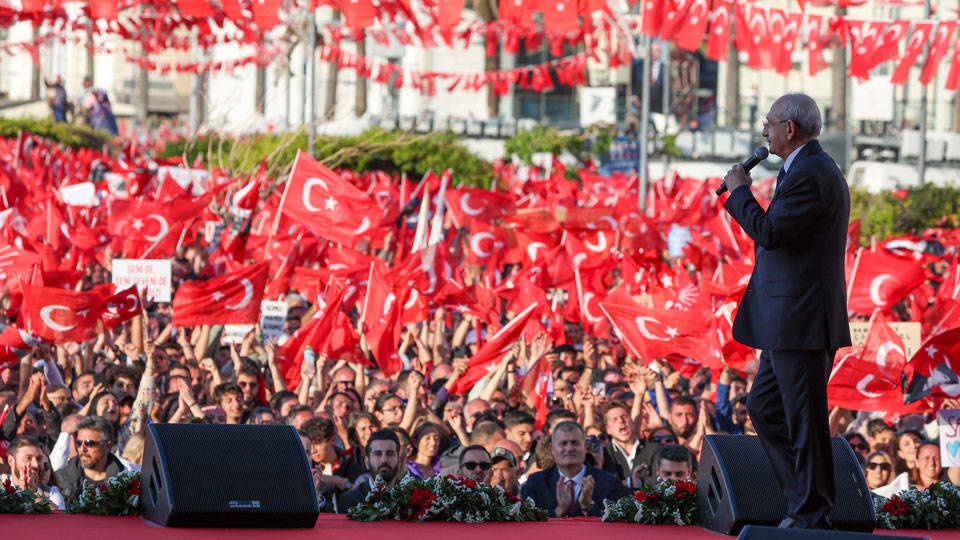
[602,440,660,487]
[723,140,852,351]
[520,465,626,517]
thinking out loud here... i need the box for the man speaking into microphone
[720,94,851,530]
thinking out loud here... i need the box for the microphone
[716,146,769,196]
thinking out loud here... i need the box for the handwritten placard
[849,322,922,360]
[112,259,172,302]
[937,409,960,467]
[260,300,288,339]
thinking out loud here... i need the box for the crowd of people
[0,127,957,519]
[43,75,118,136]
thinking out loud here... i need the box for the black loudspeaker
[141,423,318,528]
[738,525,927,540]
[697,434,874,535]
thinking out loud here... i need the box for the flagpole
[573,266,587,326]
[637,35,651,213]
[846,248,863,304]
[266,151,300,254]
[358,262,375,334]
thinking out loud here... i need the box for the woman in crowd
[863,451,894,492]
[407,422,443,479]
[894,430,922,481]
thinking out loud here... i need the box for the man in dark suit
[521,421,626,517]
[722,93,851,530]
[338,429,407,512]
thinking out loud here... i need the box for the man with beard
[56,416,127,504]
[339,429,406,511]
[668,396,699,448]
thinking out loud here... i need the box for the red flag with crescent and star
[172,263,268,327]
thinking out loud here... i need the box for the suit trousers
[745,349,835,528]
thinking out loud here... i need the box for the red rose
[127,478,141,497]
[633,490,659,503]
[98,484,108,492]
[407,488,438,520]
[4,478,15,494]
[882,495,907,516]
[506,492,521,503]
[462,477,477,489]
[674,481,697,498]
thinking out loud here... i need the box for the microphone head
[755,146,769,160]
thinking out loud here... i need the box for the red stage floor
[3,513,956,539]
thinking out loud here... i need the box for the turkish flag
[251,0,281,29]
[673,0,709,51]
[847,248,927,314]
[904,327,960,404]
[732,0,751,56]
[870,20,911,69]
[515,352,553,429]
[921,21,957,85]
[108,194,210,256]
[21,284,116,343]
[438,0,464,28]
[100,285,144,331]
[500,0,534,27]
[828,311,907,411]
[172,263,268,327]
[276,287,346,390]
[90,0,118,19]
[847,219,862,255]
[177,0,215,17]
[465,225,511,266]
[641,0,664,37]
[601,289,712,363]
[774,11,802,75]
[945,36,960,90]
[745,7,774,70]
[0,325,40,373]
[805,14,829,76]
[539,0,580,33]
[449,303,538,395]
[891,22,934,85]
[0,245,41,285]
[280,151,383,247]
[361,264,403,377]
[342,0,378,30]
[444,188,514,227]
[706,0,731,61]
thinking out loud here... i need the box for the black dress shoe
[778,517,798,528]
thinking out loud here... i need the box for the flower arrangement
[347,475,548,523]
[875,482,960,529]
[69,470,141,516]
[0,477,54,514]
[602,479,698,525]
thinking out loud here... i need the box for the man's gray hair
[778,93,822,139]
[77,415,115,443]
[552,420,585,437]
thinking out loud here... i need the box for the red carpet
[3,513,957,539]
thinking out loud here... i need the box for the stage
[3,514,957,539]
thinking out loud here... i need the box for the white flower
[633,504,645,523]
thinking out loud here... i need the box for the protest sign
[112,259,172,302]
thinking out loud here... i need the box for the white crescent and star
[353,217,371,235]
[876,340,905,368]
[470,232,495,259]
[527,242,546,262]
[302,177,330,212]
[582,292,603,323]
[40,304,77,332]
[856,374,883,399]
[868,274,895,306]
[143,214,170,243]
[636,316,669,341]
[225,278,254,310]
[461,193,484,216]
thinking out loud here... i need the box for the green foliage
[850,184,960,242]
[0,478,53,514]
[875,483,960,529]
[602,479,698,525]
[504,125,586,164]
[347,474,547,523]
[69,470,141,516]
[0,117,111,149]
[161,129,493,188]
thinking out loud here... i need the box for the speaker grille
[698,435,875,534]
[143,424,318,527]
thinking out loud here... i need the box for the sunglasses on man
[462,461,492,471]
[77,439,106,449]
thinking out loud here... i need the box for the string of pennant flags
[6,0,960,90]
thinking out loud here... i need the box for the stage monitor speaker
[141,423,318,528]
[738,525,927,540]
[697,434,874,535]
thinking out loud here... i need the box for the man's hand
[555,477,572,517]
[723,164,751,193]
[578,475,595,511]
